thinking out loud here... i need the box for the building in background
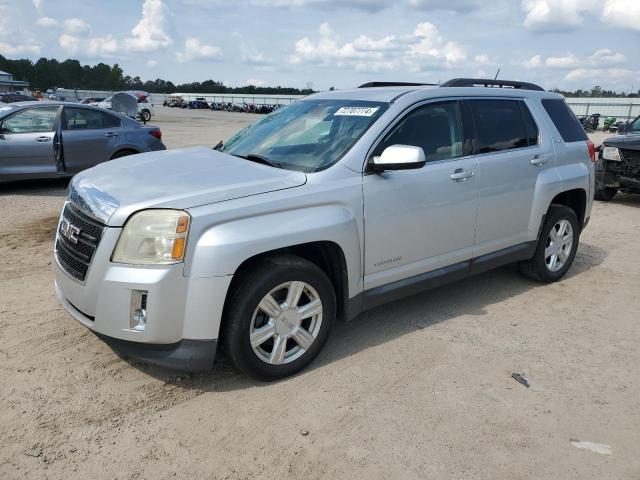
[0,70,29,93]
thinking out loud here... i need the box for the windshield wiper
[233,153,285,169]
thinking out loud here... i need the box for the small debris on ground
[511,373,530,388]
[24,446,42,457]
[300,430,309,436]
[570,439,611,455]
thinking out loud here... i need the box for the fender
[528,163,589,238]
[185,204,362,297]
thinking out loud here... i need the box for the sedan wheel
[250,281,323,365]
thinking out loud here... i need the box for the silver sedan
[0,101,165,183]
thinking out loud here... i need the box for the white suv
[97,91,154,122]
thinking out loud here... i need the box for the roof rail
[358,81,436,88]
[440,78,544,91]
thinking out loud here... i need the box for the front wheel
[222,255,336,380]
[519,205,580,283]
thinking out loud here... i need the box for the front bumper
[53,225,232,371]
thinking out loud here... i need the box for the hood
[69,146,307,226]
[603,131,640,149]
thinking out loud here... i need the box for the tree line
[1,55,638,97]
[0,55,315,95]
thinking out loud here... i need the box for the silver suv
[54,78,595,379]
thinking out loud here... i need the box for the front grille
[55,203,105,281]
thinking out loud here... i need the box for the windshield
[221,99,388,172]
[628,116,640,133]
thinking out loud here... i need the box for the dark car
[595,115,640,200]
[187,97,209,109]
[0,92,34,103]
[0,102,165,183]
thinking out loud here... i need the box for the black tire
[518,205,580,283]
[222,255,336,380]
[594,186,617,201]
[110,150,136,160]
[140,109,151,122]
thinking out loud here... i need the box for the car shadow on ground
[0,178,70,197]
[125,241,608,391]
[607,193,640,206]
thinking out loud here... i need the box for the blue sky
[0,0,638,91]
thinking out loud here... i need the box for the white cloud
[474,54,491,65]
[601,0,640,31]
[123,0,173,52]
[290,21,465,73]
[63,18,91,35]
[545,53,580,69]
[405,22,467,70]
[59,33,118,57]
[523,49,627,71]
[521,54,543,68]
[408,0,483,11]
[36,17,58,28]
[32,0,44,15]
[241,45,274,66]
[146,59,158,67]
[521,0,597,32]
[0,42,41,56]
[522,0,640,32]
[176,37,222,63]
[564,67,636,85]
[587,48,626,66]
[246,78,266,87]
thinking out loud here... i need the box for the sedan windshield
[221,99,388,172]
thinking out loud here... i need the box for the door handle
[35,136,51,142]
[531,155,548,166]
[104,132,118,138]
[450,168,474,181]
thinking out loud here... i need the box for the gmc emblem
[60,218,81,244]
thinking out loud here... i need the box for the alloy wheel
[250,281,323,365]
[545,219,573,272]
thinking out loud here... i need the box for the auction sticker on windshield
[334,106,379,116]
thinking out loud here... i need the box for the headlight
[112,210,190,265]
[602,146,621,161]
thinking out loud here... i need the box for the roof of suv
[309,84,562,103]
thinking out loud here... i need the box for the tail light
[586,140,596,163]
[149,130,162,140]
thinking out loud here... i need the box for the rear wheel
[222,255,335,380]
[110,150,136,160]
[519,205,580,283]
[140,109,151,122]
[595,186,617,201]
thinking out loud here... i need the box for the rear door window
[63,108,120,130]
[469,99,529,153]
[541,99,587,142]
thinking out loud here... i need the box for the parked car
[53,78,594,379]
[595,115,640,200]
[0,101,164,183]
[187,97,210,109]
[163,95,184,108]
[98,91,154,122]
[0,92,34,103]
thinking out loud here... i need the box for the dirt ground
[1,108,639,479]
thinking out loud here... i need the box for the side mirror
[370,144,426,172]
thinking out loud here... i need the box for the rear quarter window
[541,99,587,143]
